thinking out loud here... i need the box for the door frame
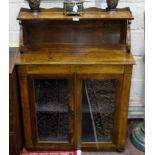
[18,65,76,149]
[75,73,124,150]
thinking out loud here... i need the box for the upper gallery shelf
[17,7,134,21]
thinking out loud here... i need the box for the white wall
[9,0,145,118]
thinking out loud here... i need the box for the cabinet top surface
[17,7,134,21]
[16,45,134,65]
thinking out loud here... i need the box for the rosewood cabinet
[16,7,134,151]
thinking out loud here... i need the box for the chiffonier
[15,7,134,152]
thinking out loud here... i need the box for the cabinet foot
[116,148,125,153]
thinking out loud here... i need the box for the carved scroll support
[126,20,132,53]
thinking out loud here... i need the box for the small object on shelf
[28,0,40,15]
[63,0,83,16]
[106,0,119,11]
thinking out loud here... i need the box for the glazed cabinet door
[18,65,75,150]
[76,74,128,150]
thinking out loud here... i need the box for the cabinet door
[18,66,75,149]
[76,74,124,150]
